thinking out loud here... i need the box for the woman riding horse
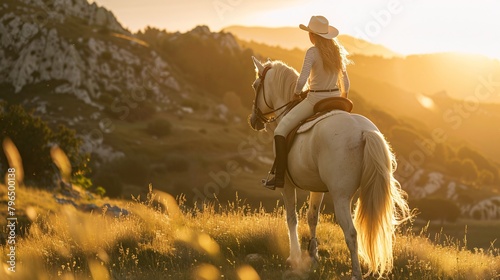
[266,15,352,188]
[250,15,411,279]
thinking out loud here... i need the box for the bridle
[252,66,295,124]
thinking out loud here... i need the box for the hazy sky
[92,0,500,59]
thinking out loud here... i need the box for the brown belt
[309,88,339,92]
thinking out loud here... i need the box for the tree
[0,102,87,187]
[457,145,499,183]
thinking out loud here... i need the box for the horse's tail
[353,130,411,277]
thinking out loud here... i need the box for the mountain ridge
[223,25,402,58]
[223,25,500,63]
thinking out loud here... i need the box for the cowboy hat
[299,15,339,39]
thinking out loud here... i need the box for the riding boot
[265,135,287,189]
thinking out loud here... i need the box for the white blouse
[294,46,350,96]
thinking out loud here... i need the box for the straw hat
[299,15,339,39]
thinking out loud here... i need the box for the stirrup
[261,171,276,190]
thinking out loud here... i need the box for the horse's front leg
[283,184,301,267]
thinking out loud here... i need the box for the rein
[253,66,297,124]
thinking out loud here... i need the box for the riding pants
[275,92,340,137]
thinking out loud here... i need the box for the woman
[266,15,351,189]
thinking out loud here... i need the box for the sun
[416,94,436,110]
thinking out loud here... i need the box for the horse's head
[248,56,298,131]
[248,56,272,131]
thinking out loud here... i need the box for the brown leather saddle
[286,96,353,150]
[313,96,353,114]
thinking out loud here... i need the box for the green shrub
[0,102,87,187]
[71,172,106,196]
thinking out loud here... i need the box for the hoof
[286,257,299,269]
[286,254,306,269]
[351,275,363,280]
[309,255,319,272]
[307,238,319,259]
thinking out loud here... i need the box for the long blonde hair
[310,32,351,95]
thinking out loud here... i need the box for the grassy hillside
[0,185,498,280]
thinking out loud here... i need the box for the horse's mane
[263,60,300,99]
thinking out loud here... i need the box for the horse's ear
[252,56,265,75]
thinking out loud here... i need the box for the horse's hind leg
[332,196,362,280]
[283,184,301,267]
[307,192,324,260]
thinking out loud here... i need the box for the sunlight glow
[197,233,221,257]
[417,94,436,110]
[193,264,220,280]
[2,138,24,183]
[88,260,110,280]
[236,265,261,280]
[376,0,500,60]
[92,0,500,60]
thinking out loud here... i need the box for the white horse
[249,57,411,279]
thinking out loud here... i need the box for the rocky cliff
[0,0,244,161]
[0,0,179,104]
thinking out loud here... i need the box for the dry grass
[0,185,499,280]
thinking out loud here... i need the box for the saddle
[313,96,353,114]
[286,96,353,149]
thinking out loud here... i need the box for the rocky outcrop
[0,0,180,107]
[190,25,240,54]
[0,0,247,163]
[16,0,126,33]
[0,0,185,161]
[403,169,500,220]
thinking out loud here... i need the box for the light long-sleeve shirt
[294,46,350,95]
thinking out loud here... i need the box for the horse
[248,57,411,279]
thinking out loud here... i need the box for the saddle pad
[297,110,347,134]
